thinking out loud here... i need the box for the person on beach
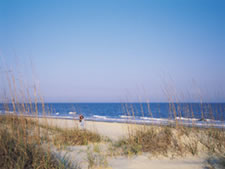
[79,114,85,129]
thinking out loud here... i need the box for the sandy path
[109,156,206,169]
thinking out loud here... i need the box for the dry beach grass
[1,112,225,169]
[0,64,225,169]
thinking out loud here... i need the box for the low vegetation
[0,115,74,169]
[0,115,102,169]
[112,125,225,157]
[53,128,101,147]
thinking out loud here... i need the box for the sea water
[0,103,224,128]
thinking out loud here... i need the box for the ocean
[0,103,225,127]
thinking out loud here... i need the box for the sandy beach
[37,117,130,140]
[36,117,217,169]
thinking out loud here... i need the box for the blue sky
[0,0,225,102]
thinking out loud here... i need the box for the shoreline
[1,114,224,140]
[1,113,225,129]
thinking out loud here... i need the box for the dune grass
[110,102,225,157]
[0,115,75,169]
[52,127,101,147]
[112,125,225,157]
[0,129,70,169]
[0,114,103,169]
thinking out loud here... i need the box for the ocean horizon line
[1,102,225,104]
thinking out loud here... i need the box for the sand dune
[35,117,218,169]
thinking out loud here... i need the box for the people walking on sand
[79,114,85,129]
